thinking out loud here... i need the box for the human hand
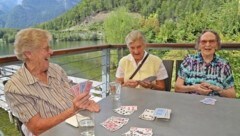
[72,92,91,113]
[201,82,223,92]
[193,84,212,95]
[86,100,100,112]
[138,81,153,89]
[123,80,139,88]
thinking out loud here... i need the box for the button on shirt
[4,63,74,123]
[178,52,234,96]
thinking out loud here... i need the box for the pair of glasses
[200,40,216,44]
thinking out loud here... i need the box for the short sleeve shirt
[116,51,168,85]
[178,52,234,95]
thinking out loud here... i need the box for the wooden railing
[1,43,240,64]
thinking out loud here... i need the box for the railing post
[102,48,110,98]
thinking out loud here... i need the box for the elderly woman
[4,28,100,135]
[175,30,236,98]
[116,30,168,90]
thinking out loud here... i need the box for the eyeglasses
[200,40,216,44]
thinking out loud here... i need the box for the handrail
[1,43,240,64]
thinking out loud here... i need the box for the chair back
[162,60,174,91]
[175,60,183,80]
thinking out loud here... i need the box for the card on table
[114,106,137,115]
[200,98,217,105]
[123,127,153,136]
[139,109,155,121]
[101,116,129,132]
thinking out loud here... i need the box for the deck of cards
[200,98,217,105]
[114,106,137,115]
[153,108,171,119]
[101,116,129,132]
[70,81,93,95]
[139,108,172,120]
[123,127,153,136]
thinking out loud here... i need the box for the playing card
[154,108,168,118]
[114,108,134,115]
[83,81,93,92]
[114,106,137,115]
[101,116,129,132]
[200,98,217,105]
[101,119,122,131]
[123,127,153,136]
[142,76,157,82]
[70,83,80,95]
[139,109,155,121]
[121,106,138,111]
[79,81,93,93]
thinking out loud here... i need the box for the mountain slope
[0,0,81,28]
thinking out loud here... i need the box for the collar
[128,51,148,66]
[22,63,56,85]
[198,52,217,63]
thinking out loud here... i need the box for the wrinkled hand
[86,100,100,112]
[201,82,223,92]
[193,84,212,95]
[72,92,92,112]
[123,80,139,88]
[138,81,152,89]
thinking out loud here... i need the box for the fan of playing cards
[101,116,129,132]
[122,127,153,136]
[70,81,93,95]
[114,106,137,115]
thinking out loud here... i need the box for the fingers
[124,80,138,88]
[139,81,152,89]
[87,100,100,112]
[72,92,91,112]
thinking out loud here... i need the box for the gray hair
[195,29,221,50]
[14,28,52,61]
[125,30,146,47]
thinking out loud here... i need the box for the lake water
[0,40,105,57]
[0,40,109,81]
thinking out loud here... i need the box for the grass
[0,108,20,136]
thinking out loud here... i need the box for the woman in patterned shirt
[175,30,236,98]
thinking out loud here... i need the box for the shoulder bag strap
[129,53,149,80]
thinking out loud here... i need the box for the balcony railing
[1,43,240,95]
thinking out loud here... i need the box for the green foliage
[103,7,140,44]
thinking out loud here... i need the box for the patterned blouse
[178,52,234,96]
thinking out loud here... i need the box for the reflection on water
[0,40,104,57]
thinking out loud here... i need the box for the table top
[41,87,240,136]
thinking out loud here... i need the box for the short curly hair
[195,29,221,51]
[14,28,52,61]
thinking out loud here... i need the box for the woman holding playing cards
[4,28,100,136]
[116,30,168,90]
[175,30,236,98]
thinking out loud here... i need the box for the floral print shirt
[178,52,234,96]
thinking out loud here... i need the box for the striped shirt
[178,52,234,96]
[4,63,74,123]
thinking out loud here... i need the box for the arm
[175,77,212,95]
[139,80,165,91]
[201,82,236,98]
[26,92,100,135]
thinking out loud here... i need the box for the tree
[103,7,140,44]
